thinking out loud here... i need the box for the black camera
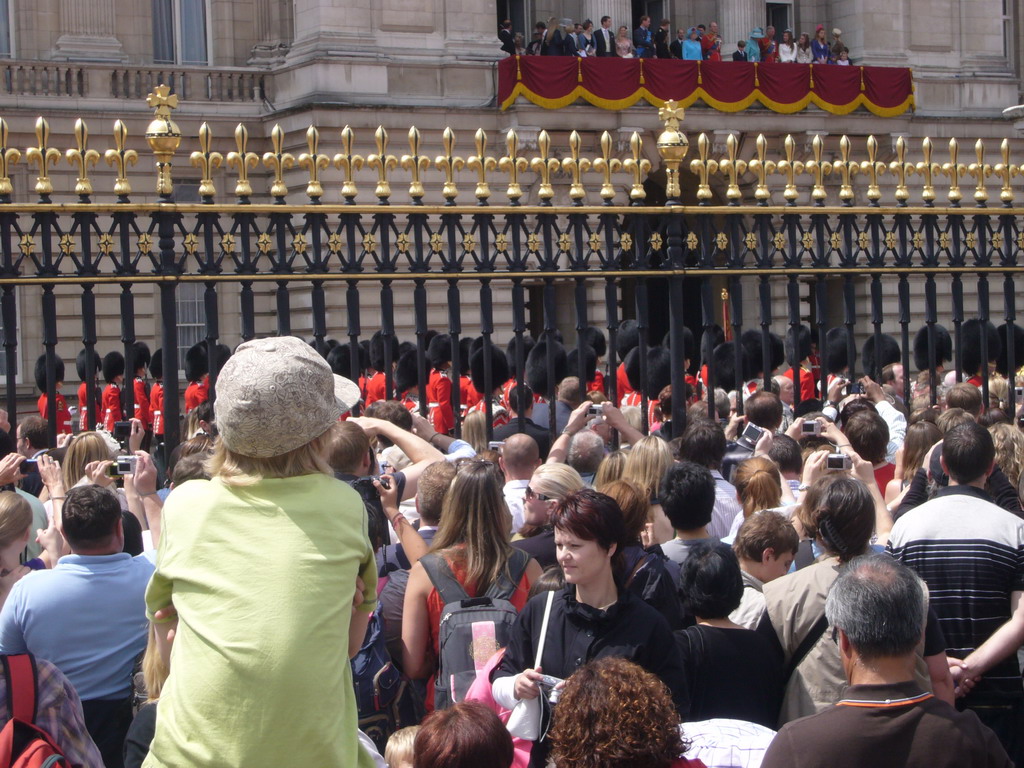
[113,421,132,442]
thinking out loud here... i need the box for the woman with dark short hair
[491,489,686,768]
[675,541,783,728]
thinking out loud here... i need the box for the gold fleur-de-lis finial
[833,135,860,204]
[530,130,560,202]
[689,133,718,202]
[623,131,651,201]
[775,135,803,203]
[26,117,62,198]
[65,118,100,198]
[0,119,20,198]
[146,84,179,117]
[718,133,746,202]
[859,135,886,204]
[498,129,529,202]
[104,119,137,198]
[226,123,259,199]
[262,124,295,198]
[366,126,398,201]
[592,131,621,202]
[993,139,1019,206]
[804,134,832,204]
[466,128,495,202]
[747,134,774,203]
[333,125,364,201]
[941,137,966,205]
[189,122,223,200]
[967,139,991,206]
[917,137,940,204]
[561,130,591,202]
[401,126,431,201]
[298,125,330,200]
[886,136,912,204]
[435,127,464,202]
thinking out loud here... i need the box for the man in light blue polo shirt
[0,484,153,768]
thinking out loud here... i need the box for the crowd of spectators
[500,16,853,64]
[2,317,1024,767]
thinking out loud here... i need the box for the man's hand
[37,454,64,497]
[827,378,847,406]
[84,460,114,488]
[514,667,545,701]
[785,417,808,441]
[130,451,158,496]
[801,449,829,488]
[563,401,593,436]
[948,658,979,698]
[859,376,885,404]
[348,416,381,437]
[372,477,400,519]
[724,413,744,441]
[408,412,435,441]
[0,453,24,486]
[128,418,145,453]
[847,449,875,487]
[753,427,774,456]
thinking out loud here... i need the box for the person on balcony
[682,28,703,60]
[633,15,654,58]
[498,19,515,56]
[759,25,778,62]
[577,20,595,56]
[616,25,635,57]
[811,25,831,64]
[732,40,748,61]
[594,16,616,57]
[654,19,672,58]
[778,29,797,62]
[796,32,813,62]
[831,28,849,63]
[701,21,722,61]
[745,28,765,61]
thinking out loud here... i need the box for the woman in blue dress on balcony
[811,25,831,63]
[682,28,703,61]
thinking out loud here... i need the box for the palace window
[153,0,209,65]
[0,0,12,58]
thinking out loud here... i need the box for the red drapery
[498,57,914,117]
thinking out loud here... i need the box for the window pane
[179,0,208,65]
[153,0,175,64]
[0,0,10,58]
[176,283,205,372]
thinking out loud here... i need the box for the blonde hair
[461,409,488,455]
[0,492,31,549]
[385,725,419,768]
[990,423,1024,489]
[142,622,169,702]
[431,460,517,593]
[529,463,584,503]
[594,449,628,492]
[620,406,643,438]
[733,457,783,519]
[988,374,1010,411]
[206,422,338,487]
[622,435,674,500]
[62,432,115,488]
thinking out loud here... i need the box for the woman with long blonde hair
[402,460,543,711]
[623,436,675,544]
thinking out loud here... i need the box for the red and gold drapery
[498,56,914,117]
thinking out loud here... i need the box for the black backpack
[421,550,531,710]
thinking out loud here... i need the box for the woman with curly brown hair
[549,657,704,768]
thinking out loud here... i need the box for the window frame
[152,0,212,66]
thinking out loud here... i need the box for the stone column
[717,0,762,54]
[53,0,126,61]
[249,0,293,64]
[582,0,632,28]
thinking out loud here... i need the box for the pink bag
[464,648,532,768]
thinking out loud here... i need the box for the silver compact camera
[826,452,852,471]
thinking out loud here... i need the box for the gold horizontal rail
[0,264,1021,286]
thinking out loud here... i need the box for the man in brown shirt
[761,555,1010,768]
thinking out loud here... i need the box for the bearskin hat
[34,354,64,393]
[184,341,208,382]
[525,339,567,399]
[426,334,453,371]
[861,333,901,378]
[458,337,473,376]
[506,335,536,380]
[471,342,510,395]
[997,323,1024,377]
[912,324,952,372]
[394,350,423,396]
[961,319,1001,376]
[567,345,597,383]
[149,348,164,380]
[616,319,640,359]
[580,326,607,359]
[740,329,785,379]
[369,331,400,372]
[824,327,854,375]
[784,325,812,366]
[129,341,151,374]
[711,341,738,391]
[625,345,672,400]
[700,325,726,366]
[76,348,100,382]
[102,351,124,383]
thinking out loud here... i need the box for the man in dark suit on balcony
[633,15,653,58]
[594,15,616,56]
[499,19,516,56]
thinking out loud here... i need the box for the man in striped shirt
[887,421,1024,764]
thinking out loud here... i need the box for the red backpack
[0,655,68,768]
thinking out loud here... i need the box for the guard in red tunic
[149,347,164,440]
[130,341,152,431]
[101,350,125,431]
[426,335,455,435]
[961,319,1001,388]
[76,348,101,432]
[365,331,398,406]
[468,340,511,429]
[622,345,672,428]
[820,326,855,399]
[580,326,608,395]
[696,324,726,402]
[184,341,209,414]
[615,319,640,404]
[783,325,817,404]
[391,349,423,414]
[457,337,482,416]
[34,354,72,435]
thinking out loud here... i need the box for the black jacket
[622,543,684,630]
[499,28,516,55]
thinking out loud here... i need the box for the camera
[20,459,37,475]
[378,474,391,490]
[849,382,865,395]
[740,422,765,447]
[113,421,132,441]
[801,420,822,436]
[826,452,852,471]
[1015,387,1024,400]
[107,455,138,477]
[488,440,505,451]
[538,674,564,704]
[588,405,602,417]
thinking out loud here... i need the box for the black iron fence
[3,91,1024,451]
